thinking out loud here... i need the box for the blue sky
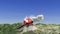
[0,0,60,24]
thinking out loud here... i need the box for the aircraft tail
[17,25,25,29]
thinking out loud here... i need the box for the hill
[0,23,60,34]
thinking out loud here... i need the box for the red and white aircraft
[17,15,44,29]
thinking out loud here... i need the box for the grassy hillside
[0,23,22,34]
[0,23,60,34]
[23,23,60,34]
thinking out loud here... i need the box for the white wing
[30,15,44,22]
[37,15,44,20]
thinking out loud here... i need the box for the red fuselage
[17,17,33,29]
[23,17,33,25]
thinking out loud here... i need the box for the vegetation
[0,23,60,34]
[0,23,22,34]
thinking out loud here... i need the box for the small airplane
[17,15,44,29]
